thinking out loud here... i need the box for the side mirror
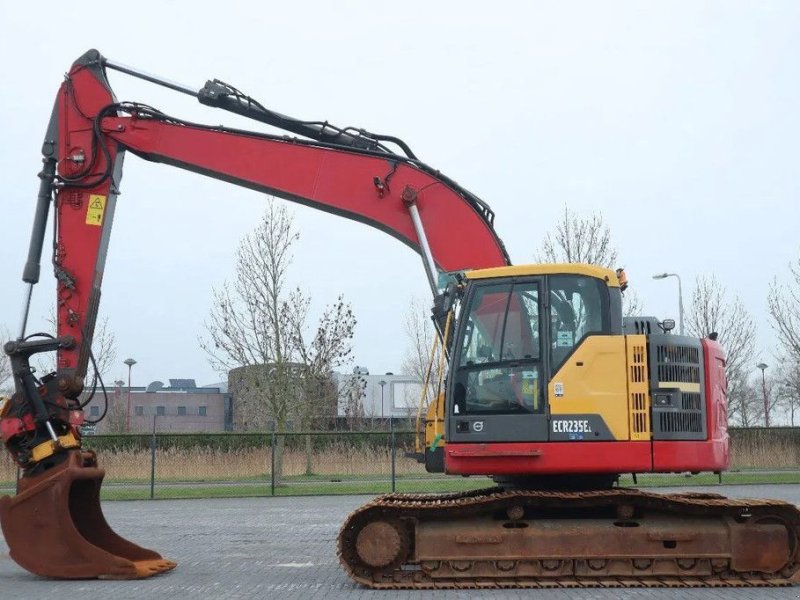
[660,319,676,333]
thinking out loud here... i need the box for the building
[83,379,232,434]
[336,368,425,420]
[81,369,424,434]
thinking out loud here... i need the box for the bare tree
[89,317,118,382]
[768,254,800,366]
[290,291,357,425]
[400,296,443,410]
[289,292,357,473]
[339,371,367,429]
[34,313,117,385]
[200,201,357,475]
[777,357,800,426]
[102,395,129,433]
[686,275,758,426]
[732,376,762,427]
[202,201,300,436]
[0,325,12,395]
[536,205,641,317]
[622,289,642,318]
[537,205,618,267]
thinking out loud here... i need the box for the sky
[0,1,798,388]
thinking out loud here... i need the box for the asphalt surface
[2,485,800,599]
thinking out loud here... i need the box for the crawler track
[338,487,800,589]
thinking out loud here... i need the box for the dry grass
[0,439,426,484]
[93,445,425,482]
[100,448,268,481]
[0,454,16,483]
[730,435,800,469]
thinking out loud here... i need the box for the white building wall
[336,371,424,419]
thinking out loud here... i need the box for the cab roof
[465,263,621,287]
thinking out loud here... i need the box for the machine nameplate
[552,419,591,434]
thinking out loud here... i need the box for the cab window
[549,275,610,370]
[454,281,542,415]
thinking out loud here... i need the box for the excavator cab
[446,265,619,449]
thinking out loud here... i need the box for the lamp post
[757,362,769,427]
[123,358,137,432]
[652,272,684,335]
[379,380,387,422]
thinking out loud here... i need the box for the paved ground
[3,485,800,599]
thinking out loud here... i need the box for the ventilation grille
[627,341,650,440]
[682,392,701,411]
[631,392,647,436]
[657,364,700,383]
[656,345,699,364]
[649,335,706,441]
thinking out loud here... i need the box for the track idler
[0,449,175,579]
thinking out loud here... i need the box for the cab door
[447,278,549,443]
[545,273,619,442]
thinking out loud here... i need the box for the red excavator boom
[0,49,508,580]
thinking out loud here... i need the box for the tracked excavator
[1,50,799,588]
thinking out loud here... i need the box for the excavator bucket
[0,449,175,579]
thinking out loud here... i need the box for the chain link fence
[3,426,800,500]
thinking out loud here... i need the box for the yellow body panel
[548,336,630,440]
[466,263,620,287]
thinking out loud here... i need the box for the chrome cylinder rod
[406,201,439,296]
[17,284,33,341]
[104,58,199,97]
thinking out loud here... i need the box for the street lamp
[123,358,137,432]
[652,272,684,335]
[379,380,387,422]
[757,362,769,427]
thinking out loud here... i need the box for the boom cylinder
[22,157,56,285]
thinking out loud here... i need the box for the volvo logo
[473,421,484,432]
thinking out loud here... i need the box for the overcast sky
[1,2,798,388]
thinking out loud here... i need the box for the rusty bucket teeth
[0,449,176,579]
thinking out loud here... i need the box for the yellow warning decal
[86,194,107,226]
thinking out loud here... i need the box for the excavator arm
[33,49,509,394]
[0,49,508,580]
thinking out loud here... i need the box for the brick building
[83,379,232,434]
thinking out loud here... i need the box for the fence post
[270,430,276,497]
[390,418,396,493]
[150,415,157,500]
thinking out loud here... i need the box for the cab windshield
[453,281,542,415]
